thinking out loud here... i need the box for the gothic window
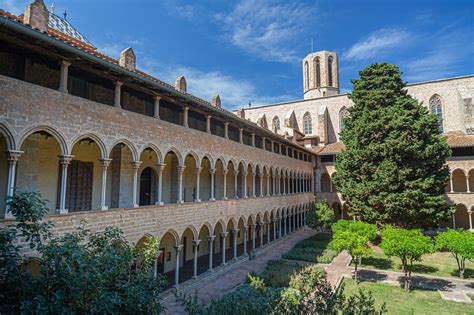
[272,116,280,133]
[313,57,321,88]
[303,112,312,135]
[429,94,444,132]
[339,107,349,131]
[328,56,333,87]
[304,61,309,90]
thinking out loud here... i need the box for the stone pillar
[243,225,248,256]
[272,175,276,196]
[207,235,215,271]
[259,224,264,246]
[206,115,211,134]
[329,177,333,193]
[243,171,248,198]
[278,216,282,238]
[223,169,228,200]
[277,175,281,195]
[262,137,266,149]
[282,176,287,195]
[210,168,216,201]
[232,229,238,259]
[272,219,277,240]
[267,221,271,243]
[239,128,243,144]
[183,106,189,128]
[153,249,162,279]
[449,175,454,193]
[174,245,183,287]
[224,122,229,139]
[56,155,73,214]
[154,95,161,119]
[283,215,287,235]
[293,214,296,231]
[251,133,255,147]
[114,81,123,108]
[58,60,70,93]
[5,151,22,217]
[466,176,471,193]
[251,224,256,251]
[266,175,271,197]
[131,161,142,208]
[195,167,202,202]
[156,163,165,205]
[234,170,239,199]
[178,166,186,203]
[259,172,264,197]
[99,158,112,210]
[467,211,473,231]
[221,232,228,265]
[192,239,201,279]
[252,171,256,197]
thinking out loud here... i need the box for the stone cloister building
[238,52,474,231]
[0,1,314,287]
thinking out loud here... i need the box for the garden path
[162,227,317,315]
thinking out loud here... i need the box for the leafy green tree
[436,229,474,279]
[380,226,434,291]
[307,201,336,231]
[333,63,452,228]
[332,220,377,241]
[332,231,371,282]
[0,191,166,314]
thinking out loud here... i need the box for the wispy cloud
[0,0,23,14]
[344,28,411,61]
[214,0,315,63]
[141,57,292,110]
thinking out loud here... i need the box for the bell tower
[303,50,339,99]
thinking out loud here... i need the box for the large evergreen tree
[333,63,452,228]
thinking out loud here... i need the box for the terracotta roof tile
[445,132,474,148]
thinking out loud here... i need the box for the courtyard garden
[281,232,338,263]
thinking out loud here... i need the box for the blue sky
[2,0,474,110]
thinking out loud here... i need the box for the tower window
[328,56,333,87]
[314,57,321,88]
[429,94,444,132]
[272,116,280,133]
[339,107,349,131]
[303,112,312,135]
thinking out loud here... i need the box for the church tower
[302,51,339,99]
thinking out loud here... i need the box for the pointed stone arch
[108,138,139,161]
[18,125,68,155]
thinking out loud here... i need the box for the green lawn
[340,279,474,315]
[282,233,338,263]
[361,250,474,279]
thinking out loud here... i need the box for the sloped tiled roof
[310,142,345,155]
[445,132,474,148]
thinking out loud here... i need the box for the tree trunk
[354,261,358,283]
[460,269,465,279]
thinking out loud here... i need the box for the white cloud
[214,0,315,63]
[140,57,292,110]
[344,28,411,61]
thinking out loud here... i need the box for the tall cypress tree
[333,63,453,228]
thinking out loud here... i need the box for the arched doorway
[139,167,156,206]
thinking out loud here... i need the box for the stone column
[154,95,161,119]
[252,171,256,197]
[156,164,165,205]
[210,168,216,201]
[232,229,238,259]
[282,176,287,195]
[206,115,211,134]
[183,106,189,128]
[251,133,255,147]
[195,167,202,202]
[278,216,282,238]
[449,175,454,193]
[221,232,228,265]
[223,169,228,200]
[153,249,162,279]
[272,219,277,240]
[239,128,243,144]
[466,176,471,193]
[207,235,215,271]
[251,224,256,251]
[99,158,112,210]
[57,155,73,214]
[329,177,333,193]
[283,215,287,235]
[277,175,281,195]
[259,224,264,246]
[243,225,248,256]
[267,221,271,243]
[192,240,201,279]
[178,166,186,203]
[262,137,266,149]
[58,60,71,93]
[131,161,142,208]
[114,81,123,108]
[266,175,271,196]
[5,151,22,217]
[468,211,473,231]
[293,214,296,231]
[234,170,239,199]
[243,171,248,198]
[224,122,229,139]
[174,245,183,287]
[259,171,264,197]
